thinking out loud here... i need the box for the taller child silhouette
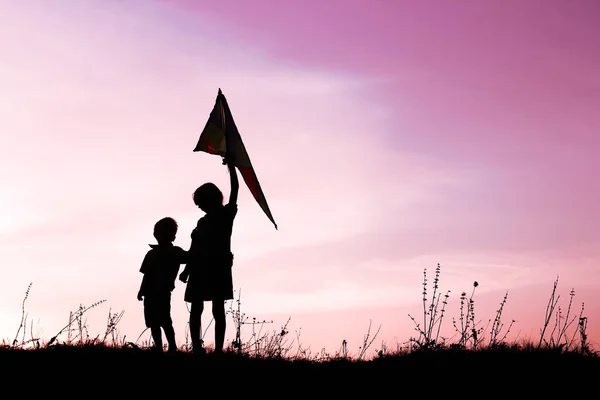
[179,153,239,354]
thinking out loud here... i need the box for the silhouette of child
[179,153,239,354]
[137,217,187,353]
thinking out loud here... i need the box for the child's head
[193,183,223,212]
[153,217,178,244]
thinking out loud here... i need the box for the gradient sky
[1,0,600,355]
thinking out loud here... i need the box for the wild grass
[2,263,597,375]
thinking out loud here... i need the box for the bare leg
[212,301,226,353]
[189,301,205,353]
[150,326,163,351]
[164,324,177,352]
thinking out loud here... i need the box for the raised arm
[227,159,239,206]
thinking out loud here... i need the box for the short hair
[193,183,223,211]
[154,217,178,243]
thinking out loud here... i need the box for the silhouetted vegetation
[2,264,598,386]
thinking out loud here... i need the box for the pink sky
[1,0,600,355]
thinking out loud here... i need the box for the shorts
[143,292,172,328]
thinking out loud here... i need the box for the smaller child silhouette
[137,217,187,353]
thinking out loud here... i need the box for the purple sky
[1,0,599,354]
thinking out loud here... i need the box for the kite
[193,88,278,230]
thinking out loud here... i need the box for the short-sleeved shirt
[189,203,237,267]
[139,243,187,297]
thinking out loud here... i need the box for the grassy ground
[1,343,597,395]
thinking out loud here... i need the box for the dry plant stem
[578,313,588,354]
[489,292,509,346]
[13,282,32,347]
[493,292,515,345]
[538,276,560,349]
[103,308,125,345]
[358,319,382,360]
[564,302,585,351]
[229,289,246,354]
[257,318,292,358]
[242,317,274,355]
[454,292,470,347]
[422,268,427,340]
[426,264,441,340]
[203,317,213,342]
[48,299,106,345]
[554,289,576,347]
[408,264,450,349]
[467,284,484,349]
[434,290,450,343]
[135,327,149,345]
[228,289,293,358]
[293,329,311,360]
[339,339,348,359]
